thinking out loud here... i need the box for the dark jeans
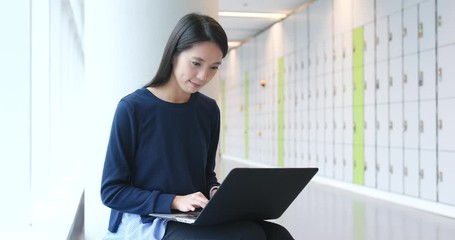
[162,220,294,240]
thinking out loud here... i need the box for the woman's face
[172,41,223,93]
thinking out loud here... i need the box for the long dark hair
[145,13,228,87]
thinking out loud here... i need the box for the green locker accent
[244,71,250,159]
[278,57,285,167]
[221,79,226,153]
[353,202,366,240]
[352,27,365,185]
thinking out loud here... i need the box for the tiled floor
[217,158,455,240]
[273,181,455,240]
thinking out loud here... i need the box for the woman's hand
[171,192,209,212]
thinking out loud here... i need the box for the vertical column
[0,0,31,229]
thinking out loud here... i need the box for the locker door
[389,11,403,60]
[437,99,455,205]
[377,104,390,191]
[419,100,437,201]
[343,32,353,73]
[344,103,354,183]
[438,99,455,152]
[334,106,344,180]
[419,50,436,101]
[403,6,418,55]
[376,17,389,63]
[403,54,419,102]
[389,58,403,103]
[438,151,455,205]
[364,22,375,65]
[418,0,436,52]
[325,39,333,76]
[403,101,419,197]
[437,0,455,47]
[376,61,389,105]
[364,63,376,106]
[390,103,404,193]
[364,105,376,188]
[437,44,455,100]
[334,34,343,73]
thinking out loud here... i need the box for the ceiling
[218,0,312,46]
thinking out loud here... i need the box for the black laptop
[149,167,318,226]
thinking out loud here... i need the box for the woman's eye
[211,66,219,70]
[192,61,201,66]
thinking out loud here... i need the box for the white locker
[403,53,419,102]
[403,6,418,55]
[377,104,390,191]
[419,50,436,101]
[376,61,389,105]
[437,44,455,100]
[420,149,437,201]
[437,0,455,47]
[389,58,403,103]
[364,63,376,105]
[343,32,353,73]
[364,22,376,65]
[364,105,376,188]
[389,11,403,60]
[353,0,375,27]
[334,34,343,73]
[343,140,354,183]
[324,39,334,76]
[438,99,455,152]
[376,17,389,63]
[418,0,436,52]
[325,107,334,177]
[404,149,419,197]
[364,145,377,188]
[334,107,344,180]
[438,151,455,205]
[390,103,404,194]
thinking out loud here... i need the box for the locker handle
[403,120,408,132]
[402,27,407,37]
[389,165,393,174]
[419,71,424,86]
[439,119,443,130]
[404,167,408,177]
[438,171,443,182]
[438,68,443,81]
[389,76,393,87]
[419,169,424,179]
[389,121,393,130]
[388,32,393,42]
[418,22,423,38]
[376,121,380,130]
[438,15,442,27]
[403,74,408,84]
[419,120,424,133]
[376,79,380,89]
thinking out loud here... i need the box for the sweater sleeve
[205,101,221,194]
[100,100,174,214]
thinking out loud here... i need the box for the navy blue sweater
[101,88,220,232]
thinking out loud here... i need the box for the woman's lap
[162,220,293,240]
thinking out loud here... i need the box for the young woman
[101,13,293,239]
